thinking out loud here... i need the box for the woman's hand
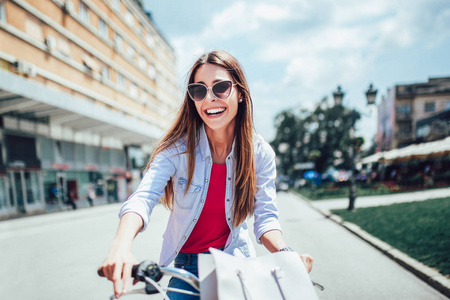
[101,213,143,298]
[300,253,313,273]
[102,246,137,299]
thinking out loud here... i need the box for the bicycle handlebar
[98,261,200,292]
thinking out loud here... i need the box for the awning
[361,136,450,164]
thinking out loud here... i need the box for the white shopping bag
[198,248,319,300]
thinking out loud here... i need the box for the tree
[133,0,144,9]
[271,98,362,178]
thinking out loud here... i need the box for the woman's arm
[260,229,313,273]
[260,229,287,252]
[102,213,143,299]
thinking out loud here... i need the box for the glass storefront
[12,172,24,213]
[0,176,7,209]
[42,170,58,204]
[7,170,43,213]
[25,171,41,204]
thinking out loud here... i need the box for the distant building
[0,0,179,217]
[376,77,450,152]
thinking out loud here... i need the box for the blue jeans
[166,252,200,300]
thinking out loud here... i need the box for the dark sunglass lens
[188,85,207,101]
[213,81,232,99]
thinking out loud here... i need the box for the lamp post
[332,84,378,211]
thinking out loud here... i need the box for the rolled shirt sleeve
[253,140,282,243]
[119,148,177,231]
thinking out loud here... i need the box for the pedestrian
[101,50,313,299]
[67,190,77,210]
[48,183,58,204]
[87,184,96,207]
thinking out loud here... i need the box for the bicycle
[98,259,324,299]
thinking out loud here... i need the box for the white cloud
[254,4,291,21]
[166,0,450,141]
[203,2,260,40]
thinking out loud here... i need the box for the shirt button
[175,251,177,255]
[228,177,231,180]
[201,200,204,203]
[193,219,197,222]
[228,218,231,221]
[183,236,186,239]
[226,199,230,202]
[205,179,208,182]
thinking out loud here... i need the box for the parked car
[276,181,289,192]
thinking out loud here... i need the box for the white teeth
[206,108,225,115]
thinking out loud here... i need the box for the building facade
[0,0,179,217]
[376,77,450,152]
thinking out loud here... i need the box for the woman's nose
[205,87,216,101]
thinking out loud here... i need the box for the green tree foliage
[271,98,363,176]
[133,0,144,9]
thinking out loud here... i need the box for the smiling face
[192,63,240,133]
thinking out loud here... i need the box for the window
[424,102,435,112]
[101,66,110,83]
[117,73,125,90]
[129,82,138,98]
[397,104,411,114]
[79,1,90,24]
[124,10,134,25]
[114,34,123,53]
[0,0,6,24]
[98,18,109,39]
[57,36,71,58]
[146,34,155,48]
[147,65,156,79]
[141,92,149,106]
[127,45,135,60]
[138,56,146,69]
[398,122,412,137]
[111,0,120,11]
[82,54,98,73]
[26,16,44,42]
[137,25,143,37]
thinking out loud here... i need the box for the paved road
[0,192,446,299]
[272,192,447,299]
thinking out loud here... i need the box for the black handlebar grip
[133,261,163,282]
[97,264,140,278]
[97,261,161,283]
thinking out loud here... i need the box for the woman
[101,50,313,299]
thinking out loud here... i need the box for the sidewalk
[294,188,450,298]
[0,197,112,222]
[311,186,450,212]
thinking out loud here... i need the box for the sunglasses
[187,80,237,102]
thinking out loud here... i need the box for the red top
[181,163,230,253]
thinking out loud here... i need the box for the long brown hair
[147,50,256,227]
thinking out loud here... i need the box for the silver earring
[239,98,243,103]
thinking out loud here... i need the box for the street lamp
[365,84,378,106]
[333,85,345,106]
[332,84,378,211]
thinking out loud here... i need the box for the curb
[291,191,450,299]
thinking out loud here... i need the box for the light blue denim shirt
[119,124,282,267]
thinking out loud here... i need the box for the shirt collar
[198,123,236,160]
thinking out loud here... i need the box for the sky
[143,0,450,148]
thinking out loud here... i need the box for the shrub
[398,174,423,186]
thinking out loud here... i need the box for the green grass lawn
[295,183,450,201]
[332,198,450,277]
[295,183,392,200]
